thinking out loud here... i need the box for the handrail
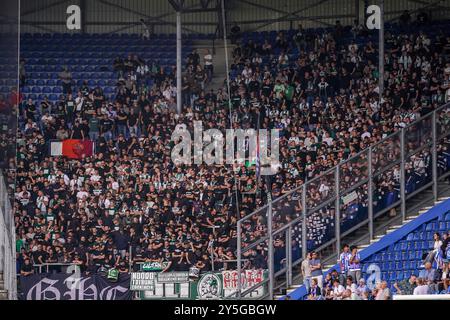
[237,102,450,299]
[238,102,450,233]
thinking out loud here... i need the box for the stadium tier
[0,1,450,302]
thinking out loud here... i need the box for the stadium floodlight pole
[378,0,384,99]
[220,0,241,222]
[176,10,182,114]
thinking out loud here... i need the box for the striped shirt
[338,252,352,273]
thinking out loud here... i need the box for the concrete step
[324,264,335,271]
[0,290,8,300]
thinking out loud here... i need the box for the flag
[435,249,444,269]
[50,139,94,159]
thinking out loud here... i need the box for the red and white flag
[50,139,94,159]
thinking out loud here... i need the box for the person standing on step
[338,244,351,284]
[204,49,213,85]
[310,251,323,290]
[348,245,362,282]
[301,251,312,293]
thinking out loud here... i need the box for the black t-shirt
[72,125,84,139]
[128,113,138,127]
[141,109,152,127]
[116,110,127,126]
[32,250,47,264]
[21,263,33,273]
[309,111,320,124]
[101,118,114,132]
[261,84,272,97]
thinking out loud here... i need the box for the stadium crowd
[301,232,450,300]
[9,16,450,280]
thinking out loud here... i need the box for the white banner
[50,141,63,156]
[342,191,358,205]
[222,269,265,298]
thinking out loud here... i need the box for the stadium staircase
[0,273,7,300]
[190,38,235,92]
[276,188,450,300]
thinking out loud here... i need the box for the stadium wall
[283,198,450,300]
[17,0,450,35]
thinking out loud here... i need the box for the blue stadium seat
[52,87,62,94]
[42,86,51,94]
[426,222,437,231]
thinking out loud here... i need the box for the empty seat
[42,87,51,94]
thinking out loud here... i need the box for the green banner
[139,261,170,272]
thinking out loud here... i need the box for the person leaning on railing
[20,258,34,277]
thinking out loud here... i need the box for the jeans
[128,125,139,137]
[348,270,361,283]
[303,277,311,292]
[89,132,99,142]
[117,124,128,138]
[205,65,213,82]
[103,131,113,142]
[306,95,314,106]
[339,272,348,285]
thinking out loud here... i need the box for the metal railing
[32,263,79,274]
[0,172,17,300]
[234,102,450,300]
